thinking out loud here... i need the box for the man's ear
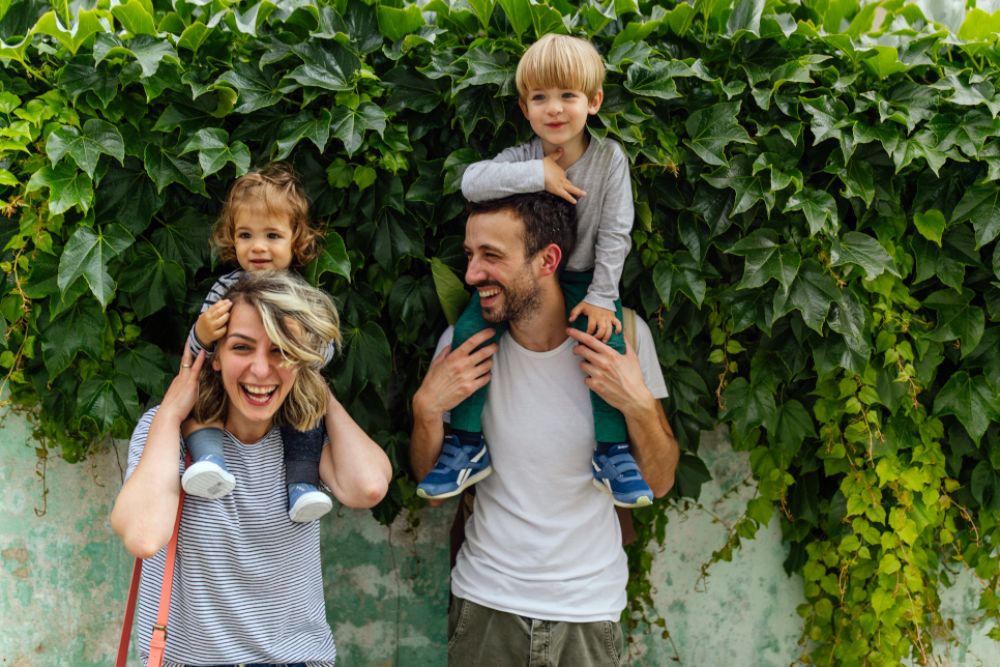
[588,89,604,115]
[537,243,563,278]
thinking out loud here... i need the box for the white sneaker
[181,457,236,499]
[288,483,333,522]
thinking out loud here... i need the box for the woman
[111,271,392,667]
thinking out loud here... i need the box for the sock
[452,429,482,446]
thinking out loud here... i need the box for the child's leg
[449,292,501,435]
[180,418,236,500]
[561,272,652,508]
[416,294,498,500]
[281,421,332,523]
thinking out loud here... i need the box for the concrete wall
[1,407,996,666]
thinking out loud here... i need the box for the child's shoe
[416,433,492,500]
[181,453,236,499]
[592,443,653,508]
[288,483,333,523]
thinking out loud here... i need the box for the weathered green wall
[1,407,996,666]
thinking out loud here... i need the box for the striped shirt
[186,269,335,364]
[125,408,337,666]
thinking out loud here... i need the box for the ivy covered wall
[2,1,1000,664]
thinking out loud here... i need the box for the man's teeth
[479,288,500,298]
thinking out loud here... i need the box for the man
[410,192,680,666]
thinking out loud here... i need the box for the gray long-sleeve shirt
[461,136,633,310]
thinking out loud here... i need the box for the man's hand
[567,327,652,416]
[568,301,622,342]
[543,149,585,204]
[412,328,498,420]
[195,299,232,346]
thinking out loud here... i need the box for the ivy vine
[1,1,999,664]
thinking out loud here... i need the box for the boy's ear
[518,97,529,118]
[588,89,604,115]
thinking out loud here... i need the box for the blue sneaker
[592,443,653,508]
[181,453,236,500]
[416,434,492,500]
[288,483,333,523]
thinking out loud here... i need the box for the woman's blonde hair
[211,162,322,268]
[193,271,342,431]
[515,34,605,101]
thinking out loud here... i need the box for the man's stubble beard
[479,270,543,326]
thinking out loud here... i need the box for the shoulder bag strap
[117,455,189,667]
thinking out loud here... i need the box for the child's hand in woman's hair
[195,299,232,346]
[568,301,622,343]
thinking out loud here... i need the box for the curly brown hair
[211,163,322,268]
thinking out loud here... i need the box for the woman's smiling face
[211,300,298,442]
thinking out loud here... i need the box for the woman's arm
[318,389,392,509]
[111,349,205,558]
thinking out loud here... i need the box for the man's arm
[567,327,679,497]
[410,328,498,485]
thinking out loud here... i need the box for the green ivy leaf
[111,0,157,36]
[58,61,118,108]
[431,257,469,326]
[785,188,837,236]
[40,297,106,378]
[727,229,800,294]
[624,61,682,101]
[330,103,387,156]
[721,377,777,434]
[179,127,251,177]
[95,158,164,235]
[913,209,946,247]
[951,182,1000,248]
[58,224,135,307]
[497,0,532,35]
[933,371,1000,442]
[26,162,94,215]
[924,289,985,356]
[78,373,139,431]
[339,320,392,393]
[273,110,332,161]
[783,260,839,333]
[377,4,425,41]
[115,341,172,396]
[830,232,897,280]
[142,144,205,194]
[304,232,352,283]
[118,241,187,318]
[217,63,286,114]
[93,33,179,78]
[284,42,360,92]
[684,101,752,167]
[45,119,125,178]
[33,9,106,55]
[766,399,815,463]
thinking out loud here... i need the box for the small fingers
[612,316,623,335]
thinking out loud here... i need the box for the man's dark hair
[466,192,578,272]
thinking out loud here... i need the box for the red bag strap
[117,458,189,667]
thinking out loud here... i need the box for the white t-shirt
[442,317,668,622]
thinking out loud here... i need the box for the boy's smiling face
[519,87,603,154]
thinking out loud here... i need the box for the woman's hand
[159,346,206,424]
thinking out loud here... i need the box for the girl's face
[212,301,298,442]
[233,203,295,272]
